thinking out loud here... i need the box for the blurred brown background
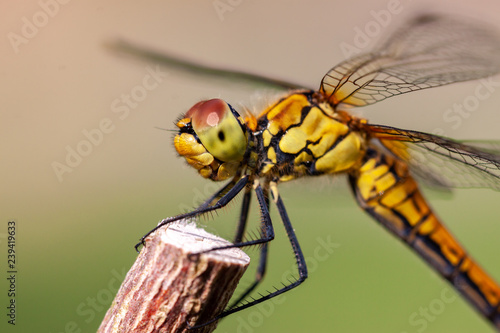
[1,0,500,332]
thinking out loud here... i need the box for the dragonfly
[132,15,500,329]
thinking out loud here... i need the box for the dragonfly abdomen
[256,92,365,181]
[349,146,500,323]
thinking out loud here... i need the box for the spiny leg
[190,181,308,329]
[233,185,252,244]
[219,181,308,317]
[193,179,275,255]
[135,175,249,251]
[198,174,242,211]
[228,184,270,310]
[269,180,308,290]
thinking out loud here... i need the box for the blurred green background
[2,1,500,332]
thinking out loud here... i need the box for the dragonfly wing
[108,40,306,91]
[365,124,500,191]
[320,15,500,107]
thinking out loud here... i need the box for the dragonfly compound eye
[185,99,247,162]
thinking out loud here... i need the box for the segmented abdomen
[349,147,500,324]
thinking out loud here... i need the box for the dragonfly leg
[134,175,249,252]
[190,181,308,329]
[193,179,275,254]
[227,184,270,310]
[233,185,253,244]
[227,243,269,311]
[197,174,242,211]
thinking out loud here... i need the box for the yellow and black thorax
[253,91,367,181]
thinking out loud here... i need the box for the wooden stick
[98,220,250,333]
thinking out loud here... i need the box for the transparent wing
[107,40,306,91]
[320,15,500,107]
[365,123,500,190]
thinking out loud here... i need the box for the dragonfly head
[174,99,248,181]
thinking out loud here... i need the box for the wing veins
[320,15,500,107]
[368,124,500,190]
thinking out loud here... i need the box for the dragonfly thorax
[255,91,366,181]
